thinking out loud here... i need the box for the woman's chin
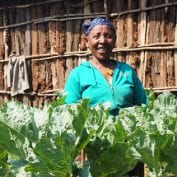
[97,55,109,60]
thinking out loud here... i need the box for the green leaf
[89,143,136,177]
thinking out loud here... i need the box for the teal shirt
[64,61,147,114]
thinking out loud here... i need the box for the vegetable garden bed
[0,91,177,177]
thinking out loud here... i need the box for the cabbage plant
[0,95,136,177]
[0,91,177,177]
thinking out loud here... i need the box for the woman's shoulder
[115,60,134,71]
[68,61,92,75]
[73,61,91,71]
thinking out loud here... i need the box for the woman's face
[85,25,116,61]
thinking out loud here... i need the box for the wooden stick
[0,0,100,10]
[147,86,177,90]
[147,87,177,93]
[0,90,57,96]
[110,2,177,17]
[1,43,177,63]
[104,0,108,19]
[0,1,176,29]
[112,45,177,52]
[1,86,177,96]
[138,0,147,84]
[0,0,63,10]
[0,13,106,30]
[40,88,63,93]
[174,11,177,86]
[139,42,174,47]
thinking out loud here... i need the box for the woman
[64,17,147,115]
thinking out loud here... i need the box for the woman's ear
[84,36,89,48]
[80,34,88,51]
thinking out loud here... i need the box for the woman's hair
[82,17,115,36]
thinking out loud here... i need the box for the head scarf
[82,17,115,36]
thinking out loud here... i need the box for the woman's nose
[99,35,107,43]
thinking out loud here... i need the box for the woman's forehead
[89,25,114,34]
[82,17,115,36]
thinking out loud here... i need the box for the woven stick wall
[0,0,177,107]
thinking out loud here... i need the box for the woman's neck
[92,58,113,67]
[91,58,116,77]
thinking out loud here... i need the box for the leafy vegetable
[118,91,177,177]
[0,91,177,177]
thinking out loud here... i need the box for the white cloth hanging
[6,54,30,96]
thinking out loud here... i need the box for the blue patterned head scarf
[82,17,115,36]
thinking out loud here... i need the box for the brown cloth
[6,54,30,96]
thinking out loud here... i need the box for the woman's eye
[92,35,100,39]
[104,34,113,39]
[91,34,113,40]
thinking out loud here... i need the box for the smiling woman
[64,17,148,116]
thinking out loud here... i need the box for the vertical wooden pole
[160,0,167,88]
[15,8,24,55]
[174,27,177,86]
[31,5,39,107]
[138,0,147,85]
[174,7,177,87]
[126,0,134,72]
[79,0,91,64]
[0,63,4,90]
[64,1,74,83]
[116,16,124,49]
[0,13,4,90]
[22,7,32,106]
[25,7,31,56]
[56,22,66,89]
[84,0,90,24]
[0,12,4,60]
[104,0,109,19]
[50,2,59,91]
[3,11,9,60]
[3,10,10,103]
[127,0,133,48]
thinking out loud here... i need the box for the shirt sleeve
[64,70,81,104]
[132,69,148,105]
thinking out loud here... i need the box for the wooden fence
[0,0,177,107]
[0,0,177,176]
